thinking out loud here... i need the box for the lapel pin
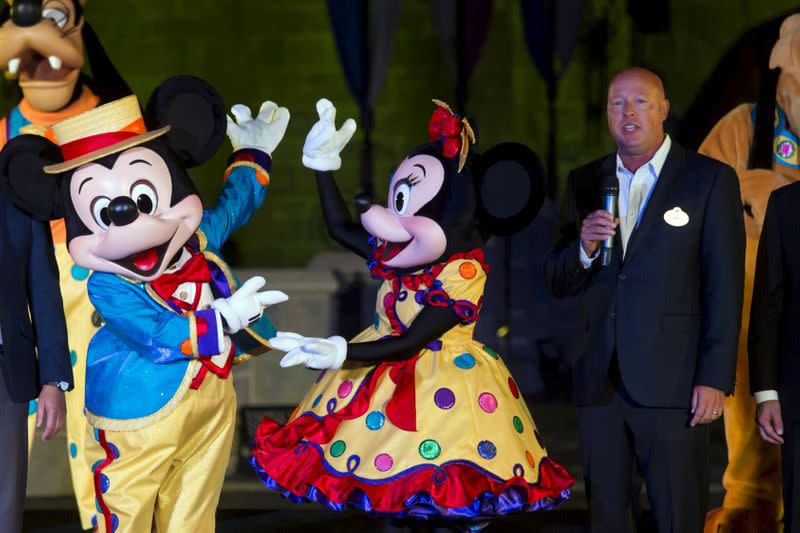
[663,207,689,227]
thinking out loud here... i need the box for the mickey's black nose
[108,196,139,227]
[354,193,372,214]
[11,0,42,27]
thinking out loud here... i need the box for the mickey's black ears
[474,142,546,237]
[144,76,226,169]
[0,134,66,221]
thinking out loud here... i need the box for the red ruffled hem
[252,415,575,514]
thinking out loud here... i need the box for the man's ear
[143,76,226,168]
[0,135,66,220]
[474,142,546,237]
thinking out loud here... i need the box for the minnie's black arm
[347,306,461,363]
[315,170,372,258]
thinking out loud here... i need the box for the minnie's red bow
[428,106,464,158]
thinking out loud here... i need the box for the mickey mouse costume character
[251,99,574,527]
[0,76,289,533]
[0,1,131,526]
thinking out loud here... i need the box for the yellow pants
[84,373,237,533]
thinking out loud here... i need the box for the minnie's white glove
[270,331,348,370]
[301,98,357,171]
[226,101,290,155]
[212,276,288,334]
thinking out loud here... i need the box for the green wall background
[1,0,797,266]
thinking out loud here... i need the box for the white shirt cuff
[579,244,599,269]
[754,390,779,403]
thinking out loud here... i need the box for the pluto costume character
[0,76,290,532]
[700,14,800,533]
[0,1,129,527]
[252,99,574,529]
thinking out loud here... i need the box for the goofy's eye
[394,182,411,215]
[91,197,111,230]
[41,7,68,29]
[131,181,157,215]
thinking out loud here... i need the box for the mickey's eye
[42,7,68,29]
[91,197,111,230]
[393,182,411,215]
[131,181,157,215]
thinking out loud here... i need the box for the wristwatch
[46,381,70,391]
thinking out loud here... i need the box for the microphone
[601,185,618,267]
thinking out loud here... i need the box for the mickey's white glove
[270,331,348,370]
[302,98,357,171]
[226,101,290,155]
[212,276,288,334]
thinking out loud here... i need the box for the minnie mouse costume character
[0,76,289,533]
[251,99,574,526]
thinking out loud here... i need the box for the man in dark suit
[546,68,745,532]
[749,182,800,531]
[0,184,71,532]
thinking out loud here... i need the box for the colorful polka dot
[374,453,394,472]
[477,440,497,460]
[483,346,499,360]
[311,394,323,408]
[91,460,103,473]
[99,473,111,494]
[108,443,120,459]
[526,450,536,469]
[337,380,353,399]
[419,439,441,460]
[69,443,78,459]
[111,514,119,533]
[91,311,103,328]
[454,353,476,369]
[513,464,525,477]
[69,350,77,367]
[180,339,193,355]
[330,440,346,457]
[373,313,380,330]
[196,316,208,336]
[508,377,520,399]
[513,416,524,433]
[459,262,477,279]
[478,392,498,413]
[366,411,385,430]
[326,398,338,413]
[434,388,455,410]
[28,400,37,416]
[71,265,90,281]
[91,515,98,528]
[347,455,361,472]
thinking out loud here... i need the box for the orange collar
[17,85,100,128]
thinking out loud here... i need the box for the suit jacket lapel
[623,143,685,264]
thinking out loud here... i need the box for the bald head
[607,67,670,166]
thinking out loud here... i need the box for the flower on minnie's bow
[427,99,476,172]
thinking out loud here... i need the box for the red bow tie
[151,252,212,303]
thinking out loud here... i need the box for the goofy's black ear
[474,142,546,237]
[143,76,226,168]
[0,135,66,220]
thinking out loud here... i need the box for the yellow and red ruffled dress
[251,243,574,521]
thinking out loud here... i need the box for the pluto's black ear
[0,135,66,220]
[474,142,546,237]
[143,76,226,168]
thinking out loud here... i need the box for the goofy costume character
[0,76,290,532]
[0,1,131,526]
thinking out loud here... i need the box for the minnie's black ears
[144,76,227,168]
[0,134,66,221]
[474,142,546,237]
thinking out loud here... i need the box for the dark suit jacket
[545,143,745,408]
[749,182,800,418]
[0,188,71,403]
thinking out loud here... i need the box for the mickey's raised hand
[226,101,290,155]
[302,98,357,171]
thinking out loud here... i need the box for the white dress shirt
[580,135,673,266]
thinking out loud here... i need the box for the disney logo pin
[663,207,689,227]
